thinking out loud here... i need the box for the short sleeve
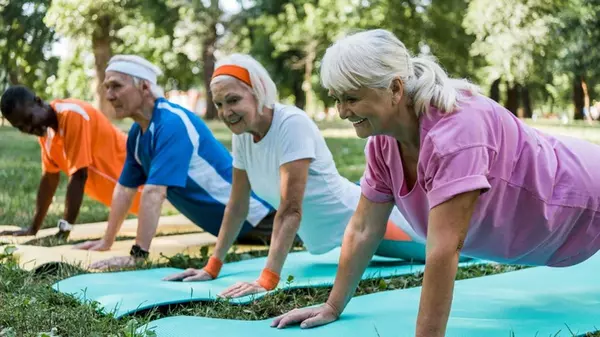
[145,120,194,187]
[232,134,246,170]
[39,139,60,173]
[423,146,493,209]
[360,137,395,203]
[277,114,317,166]
[62,112,93,175]
[118,127,147,188]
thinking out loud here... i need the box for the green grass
[1,121,599,336]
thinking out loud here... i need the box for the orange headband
[212,65,252,87]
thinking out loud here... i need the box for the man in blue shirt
[76,55,275,269]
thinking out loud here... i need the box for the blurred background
[1,0,599,124]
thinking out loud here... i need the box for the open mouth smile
[351,118,367,126]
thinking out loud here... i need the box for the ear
[34,96,44,105]
[389,77,404,105]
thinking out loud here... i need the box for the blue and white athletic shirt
[118,97,274,236]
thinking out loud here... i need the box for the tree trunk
[505,82,520,116]
[490,77,501,103]
[573,74,585,120]
[8,70,19,85]
[92,15,114,118]
[202,22,218,120]
[521,84,532,118]
[302,40,318,115]
[293,80,306,110]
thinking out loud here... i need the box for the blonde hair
[320,29,479,116]
[210,53,277,112]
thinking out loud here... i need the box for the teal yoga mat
[138,252,600,337]
[52,248,482,318]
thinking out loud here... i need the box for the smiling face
[332,79,417,140]
[211,77,259,135]
[7,97,53,137]
[332,87,396,138]
[103,71,145,119]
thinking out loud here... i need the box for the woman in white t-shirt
[163,53,429,298]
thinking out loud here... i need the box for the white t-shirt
[232,103,415,253]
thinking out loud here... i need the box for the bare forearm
[327,222,385,313]
[63,169,88,224]
[135,187,166,251]
[30,172,60,232]
[264,210,301,275]
[415,251,459,337]
[102,184,137,245]
[213,202,250,260]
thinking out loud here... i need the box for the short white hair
[210,53,277,112]
[106,54,165,98]
[320,29,479,116]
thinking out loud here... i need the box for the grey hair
[210,53,277,112]
[131,77,165,98]
[320,29,479,116]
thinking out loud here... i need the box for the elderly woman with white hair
[271,29,600,336]
[163,53,429,297]
[76,54,276,270]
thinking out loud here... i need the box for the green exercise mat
[138,252,600,337]
[53,247,483,318]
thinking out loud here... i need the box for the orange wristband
[257,268,280,290]
[203,256,223,279]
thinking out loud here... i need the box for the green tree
[45,0,180,117]
[463,0,560,116]
[0,0,57,95]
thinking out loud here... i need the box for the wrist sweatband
[257,268,280,290]
[203,256,223,279]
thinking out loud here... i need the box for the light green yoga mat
[53,247,483,318]
[138,252,600,337]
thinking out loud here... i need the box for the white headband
[105,59,159,84]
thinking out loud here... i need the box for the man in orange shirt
[0,85,141,238]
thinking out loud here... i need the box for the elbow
[142,185,167,201]
[71,168,88,182]
[426,243,463,265]
[276,202,302,229]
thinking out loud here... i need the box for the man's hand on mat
[74,239,112,251]
[218,281,266,298]
[89,256,140,270]
[271,302,340,329]
[0,227,36,236]
[162,268,213,282]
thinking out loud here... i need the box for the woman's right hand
[270,302,340,329]
[162,268,214,282]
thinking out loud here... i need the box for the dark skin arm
[62,167,88,225]
[0,171,60,236]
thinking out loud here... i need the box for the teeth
[352,118,367,125]
[229,116,241,124]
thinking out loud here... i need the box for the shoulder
[421,93,501,157]
[365,135,396,158]
[274,103,319,134]
[153,98,196,132]
[51,99,95,122]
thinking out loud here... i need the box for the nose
[105,89,116,102]
[336,102,350,120]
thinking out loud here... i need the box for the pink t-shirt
[361,93,600,267]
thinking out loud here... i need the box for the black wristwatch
[129,244,149,259]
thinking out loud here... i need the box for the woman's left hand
[219,281,267,298]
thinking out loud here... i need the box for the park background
[1,0,600,336]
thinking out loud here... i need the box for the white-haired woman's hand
[270,302,340,329]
